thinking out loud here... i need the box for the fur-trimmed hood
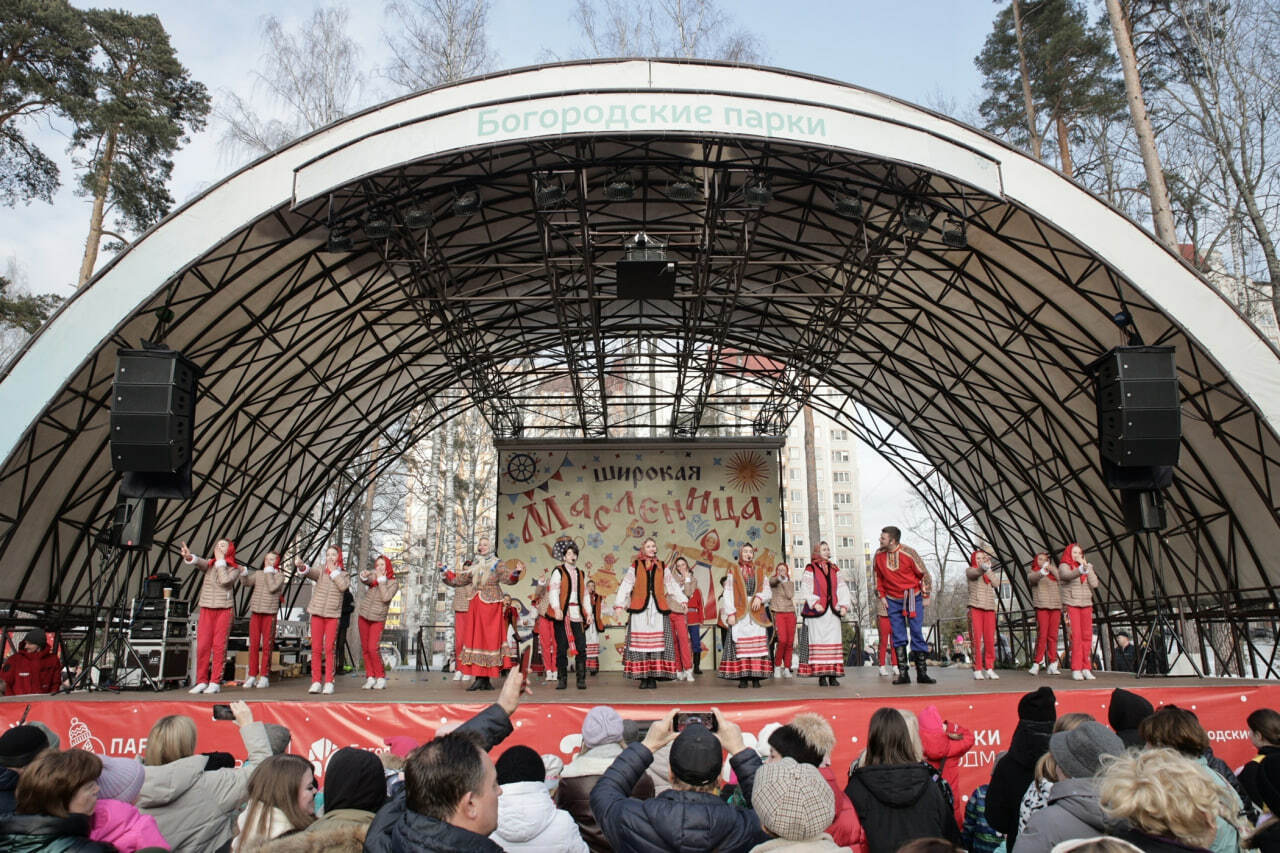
[246,811,371,853]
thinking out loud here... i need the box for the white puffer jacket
[489,780,588,853]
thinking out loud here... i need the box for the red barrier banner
[5,683,1277,801]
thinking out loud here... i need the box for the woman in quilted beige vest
[294,545,351,694]
[1058,542,1101,680]
[240,550,286,689]
[1027,551,1062,675]
[356,554,399,690]
[181,538,240,695]
[965,548,1002,680]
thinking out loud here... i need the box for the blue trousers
[688,625,702,655]
[887,597,928,652]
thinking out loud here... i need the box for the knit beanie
[753,757,834,840]
[1107,688,1154,748]
[22,628,46,649]
[28,722,60,750]
[1018,686,1057,723]
[581,706,625,749]
[0,725,49,768]
[495,745,545,785]
[263,723,292,756]
[322,747,388,813]
[1050,721,1125,779]
[98,756,146,804]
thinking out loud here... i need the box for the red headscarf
[376,555,393,580]
[1060,543,1086,582]
[970,550,990,584]
[209,540,236,569]
[1031,552,1055,580]
[330,545,344,569]
[810,542,830,567]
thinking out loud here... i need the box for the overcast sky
[1,0,1001,554]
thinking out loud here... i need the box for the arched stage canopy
[1,60,1278,631]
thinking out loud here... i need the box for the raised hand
[179,542,192,561]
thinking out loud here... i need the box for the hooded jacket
[1107,688,1154,750]
[817,765,867,853]
[0,766,17,817]
[844,763,959,853]
[917,706,975,826]
[985,718,1054,844]
[557,742,656,853]
[244,809,370,853]
[489,780,587,852]
[90,797,168,853]
[0,813,114,853]
[589,741,768,853]
[136,720,272,853]
[1012,778,1112,853]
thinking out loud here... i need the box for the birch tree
[382,0,495,91]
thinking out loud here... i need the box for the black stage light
[404,206,433,229]
[833,191,864,219]
[668,172,700,202]
[535,173,565,208]
[940,216,968,249]
[743,174,772,207]
[453,188,481,217]
[903,201,931,234]
[364,213,392,240]
[327,230,355,253]
[1112,310,1134,328]
[603,170,635,201]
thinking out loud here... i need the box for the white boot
[188,682,208,694]
[973,670,985,680]
[204,682,221,694]
[1048,662,1061,675]
[1072,670,1084,681]
[985,669,999,680]
[453,670,463,681]
[308,681,322,693]
[1029,662,1041,675]
[255,676,269,688]
[363,677,375,689]
[878,665,890,676]
[1083,670,1096,680]
[322,682,335,694]
[373,677,386,689]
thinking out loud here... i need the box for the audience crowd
[2,674,1279,853]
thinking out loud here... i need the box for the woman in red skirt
[461,539,523,692]
[613,537,678,689]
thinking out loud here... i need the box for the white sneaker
[985,669,999,680]
[1029,662,1041,675]
[462,674,472,681]
[545,671,557,682]
[453,670,463,681]
[1072,670,1084,681]
[205,682,221,694]
[308,681,322,693]
[255,676,269,688]
[373,678,386,689]
[973,670,985,680]
[322,682,335,694]
[242,678,255,689]
[878,665,890,676]
[774,666,782,678]
[362,677,375,689]
[1083,670,1096,680]
[189,682,208,694]
[784,667,794,678]
[1048,662,1061,675]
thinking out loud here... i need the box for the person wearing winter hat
[1014,722,1125,853]
[750,757,847,851]
[767,715,865,852]
[294,545,351,694]
[558,706,655,852]
[0,627,62,697]
[0,725,53,817]
[90,756,169,853]
[488,745,587,852]
[986,687,1056,847]
[267,746,389,853]
[262,724,292,757]
[357,555,400,690]
[1017,713,1095,836]
[180,538,240,695]
[1106,688,1153,750]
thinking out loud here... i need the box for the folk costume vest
[627,558,669,613]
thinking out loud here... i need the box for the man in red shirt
[0,629,61,696]
[873,526,935,686]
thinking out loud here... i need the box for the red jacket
[1,649,61,695]
[874,546,926,600]
[686,587,704,625]
[918,704,976,826]
[821,765,868,853]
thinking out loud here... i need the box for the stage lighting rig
[534,173,566,208]
[903,200,932,234]
[833,190,864,219]
[363,212,392,240]
[452,187,482,217]
[940,216,968,249]
[743,173,773,207]
[404,206,433,229]
[668,171,701,202]
[603,170,636,201]
[327,229,355,253]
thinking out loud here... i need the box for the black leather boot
[556,673,568,690]
[818,675,829,686]
[466,678,484,691]
[738,678,750,689]
[827,676,840,687]
[913,651,936,684]
[751,678,762,688]
[892,647,911,685]
[692,658,702,674]
[576,666,587,690]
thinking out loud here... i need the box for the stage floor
[5,663,1256,706]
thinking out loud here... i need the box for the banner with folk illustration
[494,440,784,671]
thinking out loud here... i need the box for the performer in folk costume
[442,559,476,681]
[295,545,351,694]
[685,577,704,674]
[798,541,851,686]
[239,550,285,689]
[1027,551,1062,675]
[548,542,590,691]
[769,561,797,678]
[1058,542,1101,680]
[874,526,936,685]
[181,538,239,695]
[356,555,399,690]
[613,537,681,689]
[875,597,898,677]
[461,538,524,692]
[531,571,559,682]
[965,547,1003,681]
[666,556,698,681]
[500,594,520,671]
[584,579,604,675]
[719,544,772,688]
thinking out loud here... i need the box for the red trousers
[310,615,339,683]
[195,606,232,684]
[670,612,691,670]
[453,610,470,671]
[1067,605,1093,671]
[774,611,796,667]
[969,607,996,670]
[247,612,275,678]
[877,615,898,665]
[536,616,557,672]
[1034,608,1062,665]
[358,616,385,679]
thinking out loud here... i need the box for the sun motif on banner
[725,450,770,493]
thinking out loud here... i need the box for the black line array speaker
[1095,346,1181,468]
[111,349,197,473]
[616,259,677,299]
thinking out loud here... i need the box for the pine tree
[73,9,210,288]
[977,0,1125,178]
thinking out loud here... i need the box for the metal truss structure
[0,61,1277,675]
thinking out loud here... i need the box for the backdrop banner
[493,440,785,670]
[5,683,1273,799]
